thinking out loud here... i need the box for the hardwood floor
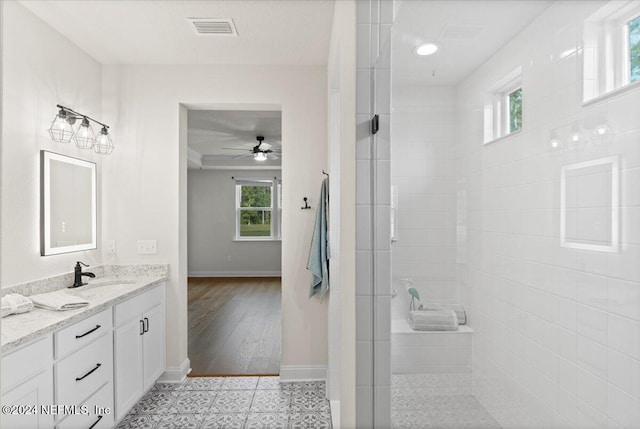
[188,277,281,376]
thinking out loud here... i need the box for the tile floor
[392,374,501,429]
[116,376,332,429]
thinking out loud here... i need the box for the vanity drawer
[55,308,112,359]
[1,335,53,394]
[56,382,114,429]
[56,333,113,407]
[114,285,163,327]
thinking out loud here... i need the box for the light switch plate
[137,240,157,255]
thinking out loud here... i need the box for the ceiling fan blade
[232,153,252,159]
[270,154,281,160]
[220,147,251,151]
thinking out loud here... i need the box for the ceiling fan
[221,136,281,161]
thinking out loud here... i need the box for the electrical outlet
[137,240,157,255]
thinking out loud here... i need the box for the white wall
[457,1,640,427]
[1,1,103,288]
[391,85,457,319]
[101,64,328,378]
[327,0,357,426]
[187,169,281,276]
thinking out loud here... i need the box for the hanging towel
[1,294,34,318]
[30,290,89,311]
[307,177,330,298]
[419,303,467,325]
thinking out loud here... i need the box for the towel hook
[301,197,311,210]
[322,170,329,177]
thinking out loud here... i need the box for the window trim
[484,66,523,144]
[234,178,281,241]
[583,1,640,103]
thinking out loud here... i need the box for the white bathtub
[391,318,473,374]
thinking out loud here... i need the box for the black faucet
[70,261,95,288]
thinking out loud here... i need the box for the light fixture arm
[56,104,109,129]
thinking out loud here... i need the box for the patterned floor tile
[122,378,333,429]
[211,390,255,413]
[257,376,281,390]
[187,377,225,390]
[201,413,248,429]
[245,412,289,429]
[220,376,259,390]
[131,391,176,414]
[290,389,331,413]
[166,391,216,413]
[251,390,292,413]
[289,412,332,429]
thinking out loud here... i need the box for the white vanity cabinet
[1,280,166,429]
[113,284,165,421]
[0,336,55,429]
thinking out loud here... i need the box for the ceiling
[390,0,552,85]
[19,0,335,65]
[188,110,282,170]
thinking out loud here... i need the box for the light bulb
[415,43,439,56]
[571,133,580,142]
[551,139,559,148]
[254,152,267,161]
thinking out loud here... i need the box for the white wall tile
[608,315,640,360]
[357,340,373,386]
[356,205,372,250]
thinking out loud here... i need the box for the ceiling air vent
[188,18,238,36]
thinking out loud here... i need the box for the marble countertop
[1,274,166,354]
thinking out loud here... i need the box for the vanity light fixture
[254,152,268,162]
[415,42,439,56]
[48,105,114,154]
[73,117,96,149]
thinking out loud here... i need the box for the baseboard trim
[330,400,340,429]
[279,365,327,382]
[188,271,282,278]
[158,358,191,383]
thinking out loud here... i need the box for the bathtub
[391,318,473,374]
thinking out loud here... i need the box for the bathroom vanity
[0,269,167,429]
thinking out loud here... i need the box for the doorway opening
[186,109,282,376]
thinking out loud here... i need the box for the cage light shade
[94,127,114,155]
[48,110,74,143]
[74,118,96,149]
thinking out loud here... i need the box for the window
[583,1,640,102]
[630,15,640,82]
[483,67,522,144]
[235,178,281,240]
[508,87,522,133]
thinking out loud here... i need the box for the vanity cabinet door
[114,317,144,421]
[1,368,54,429]
[142,304,165,391]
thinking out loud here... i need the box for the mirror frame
[40,150,97,256]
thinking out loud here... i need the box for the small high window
[508,87,522,133]
[630,15,640,82]
[483,67,523,144]
[583,1,640,102]
[235,178,281,240]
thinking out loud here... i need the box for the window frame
[583,1,640,103]
[483,67,523,144]
[234,178,281,241]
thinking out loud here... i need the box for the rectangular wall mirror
[41,151,97,256]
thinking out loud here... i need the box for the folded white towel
[419,303,466,325]
[1,294,34,318]
[409,310,458,331]
[30,290,89,311]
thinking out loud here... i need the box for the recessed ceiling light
[415,43,439,56]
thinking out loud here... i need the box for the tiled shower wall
[391,85,458,320]
[355,0,393,427]
[457,2,640,427]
